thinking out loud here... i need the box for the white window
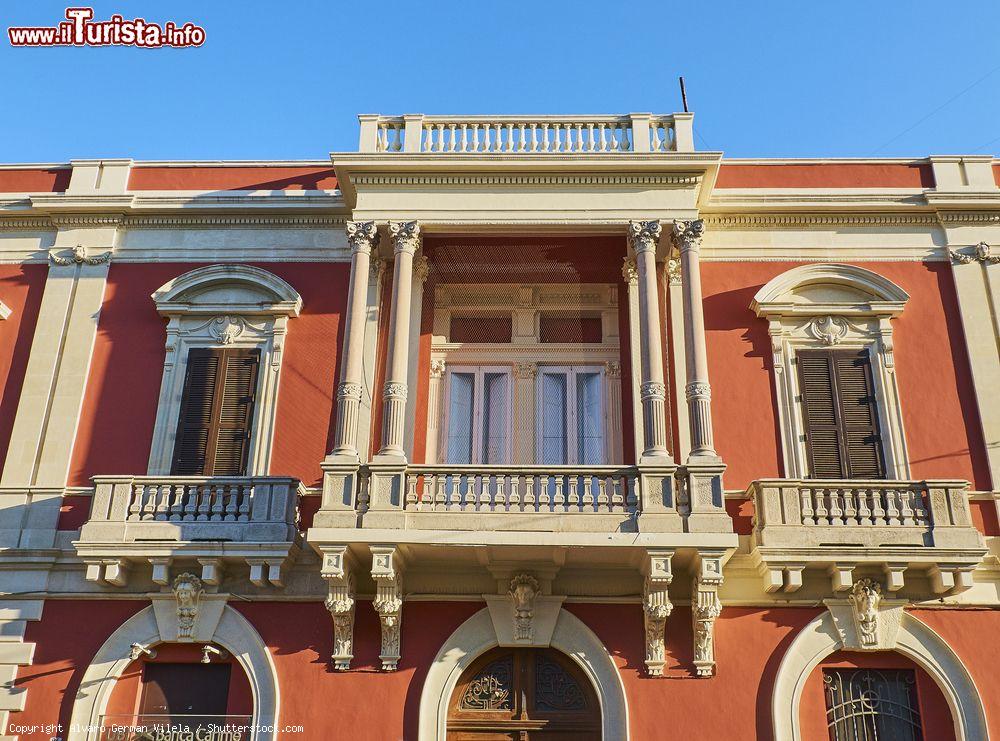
[444,367,511,464]
[536,366,605,465]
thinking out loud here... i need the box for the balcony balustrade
[748,478,987,594]
[358,113,693,154]
[75,476,301,587]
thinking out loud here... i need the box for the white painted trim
[752,264,911,479]
[0,301,10,320]
[418,607,629,740]
[772,610,989,741]
[147,265,303,476]
[68,604,280,741]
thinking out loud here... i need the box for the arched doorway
[447,646,601,740]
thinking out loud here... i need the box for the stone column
[672,220,730,533]
[672,219,717,461]
[403,255,429,457]
[378,221,421,459]
[331,221,379,460]
[364,223,420,528]
[627,221,671,463]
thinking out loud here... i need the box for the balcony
[75,476,301,588]
[357,113,694,154]
[748,479,987,594]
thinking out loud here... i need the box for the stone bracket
[641,549,673,677]
[371,545,404,671]
[321,545,356,671]
[692,550,724,678]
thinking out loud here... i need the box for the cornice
[702,212,939,229]
[123,214,347,229]
[351,172,701,187]
[936,211,1000,224]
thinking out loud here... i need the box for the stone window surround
[146,265,302,477]
[751,264,911,480]
[427,282,623,465]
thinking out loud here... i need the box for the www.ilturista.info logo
[8,7,205,48]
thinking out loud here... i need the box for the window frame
[147,265,302,477]
[441,365,513,465]
[751,264,911,480]
[535,365,607,466]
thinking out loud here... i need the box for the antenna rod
[679,76,689,113]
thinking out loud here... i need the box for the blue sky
[1,0,999,162]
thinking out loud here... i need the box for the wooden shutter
[171,348,260,476]
[797,349,885,479]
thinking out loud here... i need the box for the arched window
[447,646,600,739]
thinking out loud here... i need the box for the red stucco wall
[0,264,47,471]
[127,166,337,191]
[67,262,349,489]
[701,260,990,491]
[716,163,934,189]
[14,601,999,740]
[0,168,71,192]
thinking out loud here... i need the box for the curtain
[446,372,475,463]
[482,372,509,464]
[576,372,603,465]
[540,372,568,465]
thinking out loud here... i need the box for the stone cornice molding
[702,212,939,229]
[352,172,701,187]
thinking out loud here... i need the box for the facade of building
[0,113,998,740]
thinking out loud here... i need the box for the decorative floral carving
[208,315,246,345]
[388,220,421,255]
[671,219,705,253]
[640,381,666,401]
[850,578,882,648]
[627,220,662,255]
[49,244,112,266]
[413,255,430,283]
[383,382,408,401]
[685,381,711,400]
[337,381,363,401]
[621,257,638,285]
[325,583,356,671]
[173,573,203,640]
[461,656,514,711]
[430,359,447,378]
[808,315,850,346]
[643,551,673,677]
[345,220,380,255]
[667,257,682,285]
[604,361,621,378]
[514,362,538,379]
[508,573,539,642]
[949,242,1000,265]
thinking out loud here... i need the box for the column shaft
[332,221,378,458]
[628,221,670,462]
[378,221,420,458]
[673,220,718,461]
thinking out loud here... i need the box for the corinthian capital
[345,220,380,255]
[627,220,662,255]
[388,220,421,255]
[672,219,705,253]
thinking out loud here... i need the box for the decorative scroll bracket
[322,546,356,671]
[642,550,674,677]
[371,545,404,671]
[692,551,724,677]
